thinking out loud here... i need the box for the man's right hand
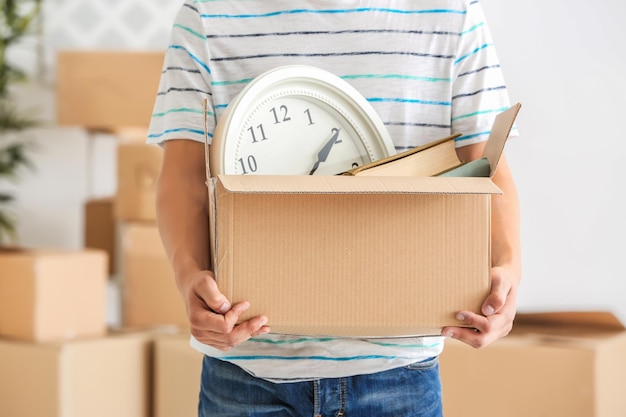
[181,270,270,351]
[155,140,269,350]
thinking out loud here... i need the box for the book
[341,102,522,178]
[341,133,463,177]
[438,103,521,178]
[437,157,491,177]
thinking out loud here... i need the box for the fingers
[193,271,232,314]
[192,305,270,351]
[442,311,505,348]
[183,270,270,351]
[442,300,516,348]
[441,266,517,348]
[481,266,509,316]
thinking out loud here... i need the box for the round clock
[210,65,396,175]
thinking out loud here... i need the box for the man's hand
[446,144,521,348]
[181,269,270,351]
[156,139,271,351]
[441,264,519,348]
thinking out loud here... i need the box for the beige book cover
[341,133,462,177]
[342,103,521,178]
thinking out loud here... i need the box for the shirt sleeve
[147,1,214,146]
[451,0,516,146]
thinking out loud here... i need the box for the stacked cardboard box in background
[119,221,188,329]
[56,51,165,131]
[0,332,153,417]
[55,50,189,332]
[0,248,151,417]
[114,141,162,223]
[83,139,188,331]
[153,333,204,417]
[114,140,188,330]
[0,249,108,342]
[0,246,200,417]
[0,50,203,417]
[84,198,117,275]
[440,311,626,417]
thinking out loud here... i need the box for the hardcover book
[341,103,521,178]
[341,133,462,177]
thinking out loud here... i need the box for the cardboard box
[0,248,108,341]
[115,142,163,222]
[209,175,499,337]
[84,197,117,275]
[206,103,520,337]
[440,311,626,417]
[56,51,164,130]
[153,333,203,417]
[121,223,188,329]
[0,333,152,417]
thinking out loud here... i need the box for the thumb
[195,271,231,314]
[482,268,509,316]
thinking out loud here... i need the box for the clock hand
[309,128,341,175]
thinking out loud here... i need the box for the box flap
[216,175,502,195]
[484,102,521,178]
[515,311,625,331]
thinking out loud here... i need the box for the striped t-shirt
[148,0,512,382]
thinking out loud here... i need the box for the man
[148,1,521,415]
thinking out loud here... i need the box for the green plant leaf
[0,209,17,245]
[0,99,39,131]
[0,194,16,203]
[0,0,42,245]
[0,141,34,175]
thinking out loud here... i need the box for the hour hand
[309,128,341,175]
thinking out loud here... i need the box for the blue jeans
[198,356,442,417]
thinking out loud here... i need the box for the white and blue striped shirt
[148,0,512,382]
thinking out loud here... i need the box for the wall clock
[210,65,396,175]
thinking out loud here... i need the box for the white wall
[481,0,626,320]
[6,1,626,321]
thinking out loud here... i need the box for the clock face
[210,66,396,176]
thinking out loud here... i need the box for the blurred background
[1,0,625,416]
[7,0,625,320]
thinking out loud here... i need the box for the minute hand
[309,128,341,175]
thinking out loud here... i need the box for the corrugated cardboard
[209,175,499,337]
[56,51,164,130]
[205,104,520,337]
[0,333,152,417]
[0,248,108,341]
[120,223,188,329]
[440,311,626,417]
[153,333,203,417]
[84,197,116,275]
[115,142,162,221]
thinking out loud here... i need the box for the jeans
[198,356,442,417]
